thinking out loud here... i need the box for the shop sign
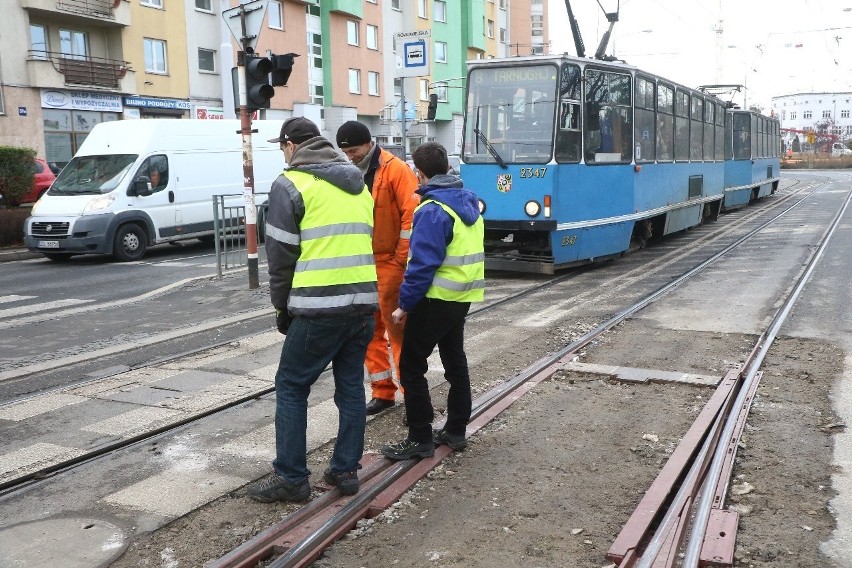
[123,96,191,110]
[41,89,123,112]
[196,107,225,119]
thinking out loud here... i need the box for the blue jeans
[272,314,374,484]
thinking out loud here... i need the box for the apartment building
[771,92,852,149]
[0,0,548,167]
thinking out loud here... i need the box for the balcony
[20,0,130,27]
[27,51,135,92]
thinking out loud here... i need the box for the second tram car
[722,109,781,210]
[460,55,780,274]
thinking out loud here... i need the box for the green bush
[0,146,36,208]
[0,207,29,247]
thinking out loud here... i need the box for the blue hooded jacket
[398,174,482,312]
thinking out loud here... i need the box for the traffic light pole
[237,48,260,290]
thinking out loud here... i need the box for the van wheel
[43,253,73,262]
[113,224,147,262]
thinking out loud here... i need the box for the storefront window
[43,108,119,169]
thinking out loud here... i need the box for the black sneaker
[323,468,359,496]
[382,438,435,460]
[247,474,311,503]
[433,428,467,451]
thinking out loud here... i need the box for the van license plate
[38,240,59,249]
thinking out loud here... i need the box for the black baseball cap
[268,117,321,144]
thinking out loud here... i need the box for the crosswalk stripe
[0,295,36,305]
[0,298,93,319]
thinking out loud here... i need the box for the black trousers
[399,298,472,443]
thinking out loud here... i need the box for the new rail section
[460,54,781,274]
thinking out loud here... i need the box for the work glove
[275,308,292,334]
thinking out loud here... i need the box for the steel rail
[681,183,852,567]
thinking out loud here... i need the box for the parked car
[831,143,852,157]
[23,158,56,203]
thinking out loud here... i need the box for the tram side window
[555,63,582,163]
[656,83,674,162]
[714,102,725,161]
[674,90,690,161]
[690,96,704,161]
[733,112,751,160]
[584,68,632,164]
[634,76,655,163]
[703,100,714,161]
[750,115,758,158]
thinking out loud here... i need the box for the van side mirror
[130,176,153,197]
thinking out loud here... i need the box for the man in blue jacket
[381,142,485,460]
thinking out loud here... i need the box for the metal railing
[57,0,115,18]
[29,51,131,89]
[212,193,269,278]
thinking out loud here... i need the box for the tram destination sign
[472,64,557,85]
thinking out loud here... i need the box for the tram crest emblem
[496,173,512,193]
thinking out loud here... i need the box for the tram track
[0,178,820,500]
[200,177,839,568]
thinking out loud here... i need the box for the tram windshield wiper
[473,128,508,169]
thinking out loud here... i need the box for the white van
[831,142,852,156]
[24,119,283,261]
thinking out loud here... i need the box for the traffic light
[427,93,438,121]
[271,54,296,87]
[244,54,274,111]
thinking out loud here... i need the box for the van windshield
[51,154,138,195]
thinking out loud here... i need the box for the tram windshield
[463,64,558,164]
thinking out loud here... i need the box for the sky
[547,0,852,111]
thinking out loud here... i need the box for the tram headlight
[478,199,486,214]
[524,200,541,217]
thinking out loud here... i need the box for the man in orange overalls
[337,121,420,415]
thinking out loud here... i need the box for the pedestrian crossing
[0,297,94,320]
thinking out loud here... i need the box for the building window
[392,0,401,9]
[141,0,163,7]
[842,109,850,118]
[823,110,832,119]
[486,19,494,38]
[347,21,359,46]
[349,69,361,94]
[367,25,378,50]
[60,29,88,60]
[499,28,507,43]
[434,0,446,22]
[198,48,216,72]
[195,0,212,11]
[847,125,852,134]
[268,2,283,29]
[394,78,402,97]
[418,0,427,18]
[311,84,323,105]
[419,78,429,101]
[144,38,168,74]
[804,110,812,119]
[307,3,320,16]
[435,41,447,63]
[790,111,797,120]
[368,71,380,96]
[434,81,448,102]
[30,24,48,60]
[310,33,322,70]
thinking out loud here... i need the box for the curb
[0,249,41,263]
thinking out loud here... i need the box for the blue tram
[460,55,781,274]
[721,109,781,210]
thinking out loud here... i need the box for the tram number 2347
[560,234,578,246]
[519,167,547,178]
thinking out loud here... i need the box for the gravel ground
[109,321,842,568]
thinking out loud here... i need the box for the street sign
[394,30,431,78]
[223,0,268,52]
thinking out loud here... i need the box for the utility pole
[223,0,273,290]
